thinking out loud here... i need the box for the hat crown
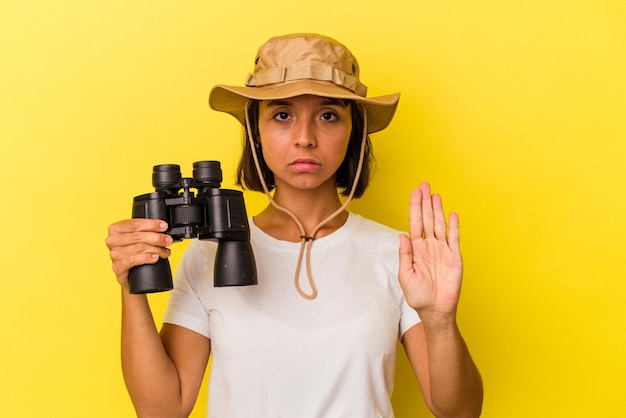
[246,33,367,97]
[254,34,359,77]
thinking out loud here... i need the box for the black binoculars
[127,161,258,294]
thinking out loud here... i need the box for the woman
[107,33,483,417]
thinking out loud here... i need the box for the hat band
[245,65,368,97]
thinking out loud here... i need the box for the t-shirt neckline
[250,212,360,251]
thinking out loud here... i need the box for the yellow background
[1,0,625,417]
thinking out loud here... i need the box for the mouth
[289,158,321,172]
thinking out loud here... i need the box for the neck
[254,186,349,242]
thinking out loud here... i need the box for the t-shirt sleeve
[399,294,421,339]
[386,229,422,339]
[162,240,214,339]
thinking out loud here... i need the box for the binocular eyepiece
[128,161,258,294]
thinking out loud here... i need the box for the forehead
[261,95,350,108]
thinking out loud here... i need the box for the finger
[106,219,169,249]
[448,212,461,254]
[420,182,435,238]
[398,234,415,282]
[108,218,168,235]
[109,242,171,263]
[110,241,171,281]
[106,230,173,251]
[432,193,447,240]
[112,252,162,282]
[408,188,424,241]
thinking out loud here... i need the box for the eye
[321,112,338,122]
[273,111,290,121]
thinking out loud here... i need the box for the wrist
[418,310,459,333]
[120,283,147,301]
[120,281,132,294]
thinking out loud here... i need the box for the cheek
[257,122,278,163]
[257,138,284,172]
[335,128,352,161]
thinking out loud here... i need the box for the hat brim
[209,80,400,134]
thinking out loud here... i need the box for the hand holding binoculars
[128,161,258,294]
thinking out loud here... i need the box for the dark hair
[236,99,374,198]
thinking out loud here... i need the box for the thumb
[398,234,415,283]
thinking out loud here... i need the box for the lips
[289,157,321,172]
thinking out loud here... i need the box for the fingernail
[164,236,173,245]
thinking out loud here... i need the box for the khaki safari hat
[209,33,400,134]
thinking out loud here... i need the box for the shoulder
[343,213,405,260]
[184,239,218,259]
[349,213,404,240]
[177,239,218,279]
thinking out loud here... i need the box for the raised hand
[398,182,463,317]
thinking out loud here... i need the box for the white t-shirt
[163,213,421,418]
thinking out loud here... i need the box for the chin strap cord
[244,100,368,300]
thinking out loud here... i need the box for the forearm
[120,288,186,418]
[421,313,483,418]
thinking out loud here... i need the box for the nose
[294,119,316,148]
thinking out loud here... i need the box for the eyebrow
[265,97,350,108]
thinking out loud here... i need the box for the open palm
[398,183,464,316]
